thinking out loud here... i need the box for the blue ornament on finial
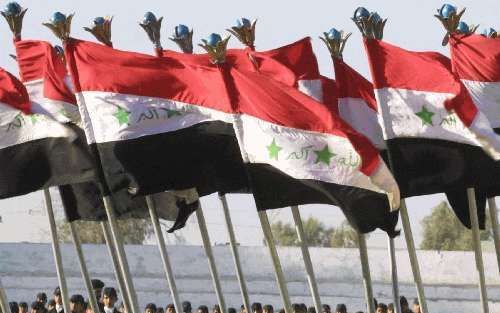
[354,7,370,20]
[438,4,456,19]
[175,24,190,38]
[457,21,469,33]
[482,27,497,37]
[54,45,64,54]
[370,12,381,23]
[236,17,251,28]
[3,2,21,16]
[207,33,222,46]
[326,28,341,40]
[51,12,66,24]
[143,11,157,24]
[94,16,105,25]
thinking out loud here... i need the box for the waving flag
[364,38,500,210]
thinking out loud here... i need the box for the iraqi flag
[333,57,487,228]
[0,67,96,198]
[364,38,500,213]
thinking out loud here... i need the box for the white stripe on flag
[297,79,323,102]
[462,80,500,129]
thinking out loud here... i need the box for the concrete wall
[0,243,498,313]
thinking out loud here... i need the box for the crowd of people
[4,279,422,313]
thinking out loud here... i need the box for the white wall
[0,243,498,313]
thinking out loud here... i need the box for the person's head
[91,280,105,302]
[10,302,19,313]
[212,305,220,313]
[31,302,45,313]
[19,302,29,313]
[197,306,208,313]
[300,304,307,313]
[53,287,62,306]
[307,307,315,313]
[239,306,246,313]
[182,302,192,313]
[291,304,300,313]
[47,300,56,311]
[102,288,118,308]
[69,295,85,313]
[412,299,420,313]
[278,309,285,313]
[376,303,387,313]
[251,303,261,313]
[335,304,346,313]
[263,305,273,313]
[228,308,236,313]
[36,293,47,306]
[157,308,164,313]
[399,297,408,311]
[387,303,394,313]
[321,305,330,313]
[166,304,175,313]
[145,303,157,313]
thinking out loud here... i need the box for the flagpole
[487,197,500,273]
[357,232,375,313]
[69,222,100,313]
[290,205,322,313]
[399,200,428,313]
[387,237,401,313]
[218,193,251,313]
[145,195,182,313]
[196,205,227,313]
[43,189,71,313]
[101,221,132,313]
[467,188,489,313]
[0,278,10,313]
[102,196,140,313]
[258,211,292,313]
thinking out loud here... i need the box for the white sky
[0,0,498,248]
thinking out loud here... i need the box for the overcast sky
[0,0,498,248]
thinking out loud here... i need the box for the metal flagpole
[102,196,140,313]
[196,205,227,313]
[43,189,71,313]
[0,278,10,313]
[399,199,428,313]
[290,205,322,313]
[145,196,182,313]
[69,222,100,313]
[387,237,401,313]
[101,221,132,313]
[218,193,250,313]
[467,188,489,313]
[357,232,375,313]
[487,197,500,273]
[258,211,292,313]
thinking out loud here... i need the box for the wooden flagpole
[467,188,489,313]
[290,205,322,313]
[43,189,71,313]
[0,278,10,313]
[196,205,227,313]
[357,232,375,313]
[101,221,132,313]
[387,237,401,313]
[218,193,251,313]
[68,222,100,313]
[145,195,182,313]
[258,211,292,313]
[487,198,500,273]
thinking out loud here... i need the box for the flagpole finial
[226,17,256,50]
[84,16,113,47]
[481,27,498,38]
[139,11,163,50]
[1,2,27,39]
[434,4,470,45]
[352,7,387,40]
[199,33,230,64]
[43,12,74,42]
[169,24,194,54]
[320,27,351,60]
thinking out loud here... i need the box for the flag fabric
[0,67,96,198]
[333,57,487,228]
[363,38,500,219]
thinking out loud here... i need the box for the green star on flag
[166,109,182,118]
[314,144,336,166]
[415,105,435,126]
[114,106,130,126]
[29,114,39,124]
[267,138,282,160]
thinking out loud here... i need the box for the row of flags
[1,10,499,240]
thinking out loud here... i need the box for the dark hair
[228,308,237,313]
[321,305,330,312]
[198,306,209,313]
[307,307,315,313]
[145,303,157,312]
[400,296,408,307]
[377,303,388,313]
[183,301,192,313]
[19,302,28,309]
[388,303,394,310]
[36,293,47,302]
[91,279,105,289]
[251,303,262,312]
[263,305,273,313]
[292,304,301,312]
[31,302,44,311]
[70,295,85,305]
[335,304,346,313]
[9,302,19,313]
[413,298,419,306]
[157,308,165,313]
[213,305,220,312]
[167,304,175,310]
[279,309,285,313]
[53,287,61,296]
[48,300,56,307]
[103,287,117,299]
